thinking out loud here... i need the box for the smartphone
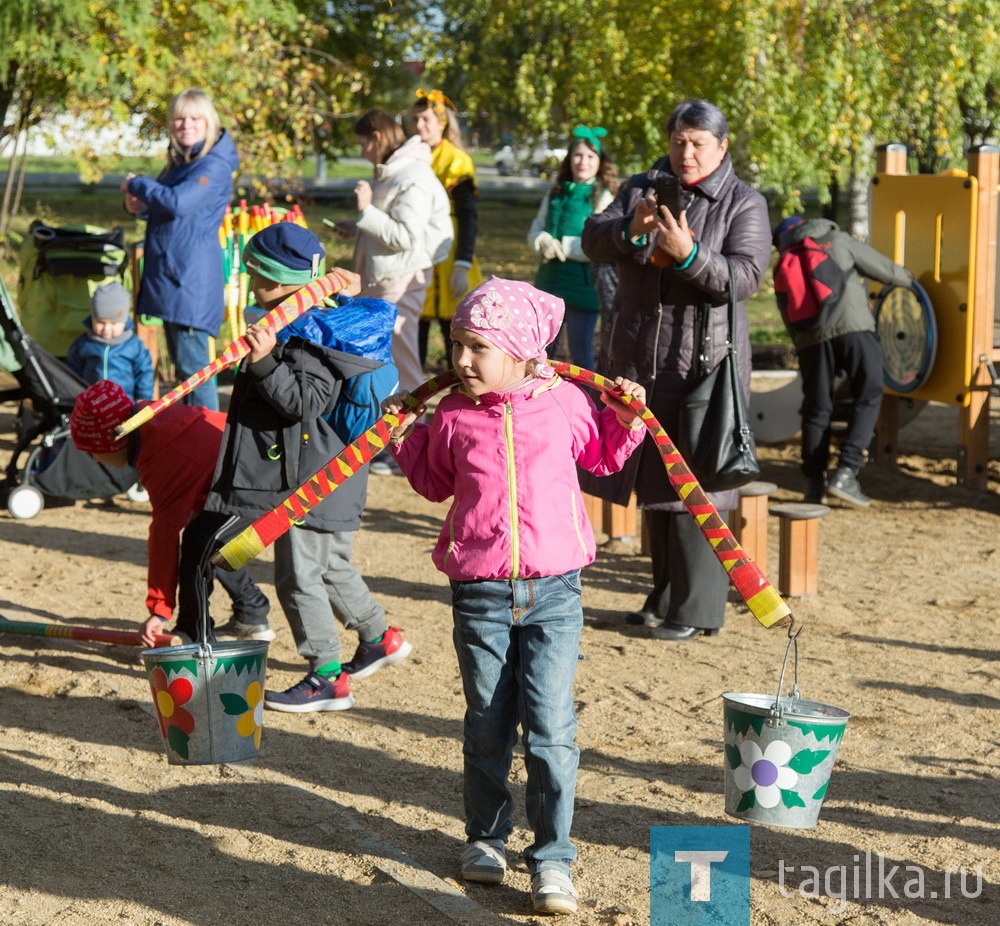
[322,217,356,237]
[654,174,684,221]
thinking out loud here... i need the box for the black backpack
[773,237,847,334]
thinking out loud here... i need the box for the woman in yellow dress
[411,89,483,368]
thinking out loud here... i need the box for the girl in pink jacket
[384,277,645,916]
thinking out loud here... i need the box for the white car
[494,144,519,176]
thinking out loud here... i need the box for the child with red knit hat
[69,379,270,645]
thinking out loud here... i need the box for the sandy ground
[0,388,997,926]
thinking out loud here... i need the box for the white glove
[450,264,471,300]
[535,232,566,262]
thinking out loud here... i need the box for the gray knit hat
[90,281,131,321]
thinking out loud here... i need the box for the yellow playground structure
[870,143,1000,490]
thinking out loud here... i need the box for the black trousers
[176,511,270,641]
[798,330,884,477]
[642,509,729,629]
[418,317,450,367]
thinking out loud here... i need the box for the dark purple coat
[581,153,770,510]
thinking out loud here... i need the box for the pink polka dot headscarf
[451,276,565,377]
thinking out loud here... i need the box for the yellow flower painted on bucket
[150,667,195,738]
[234,680,264,748]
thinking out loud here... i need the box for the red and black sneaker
[342,627,413,679]
[264,671,354,712]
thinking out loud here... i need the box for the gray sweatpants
[273,526,387,670]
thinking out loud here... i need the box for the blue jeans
[450,571,582,869]
[163,322,218,411]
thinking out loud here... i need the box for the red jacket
[133,404,227,619]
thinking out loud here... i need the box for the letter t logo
[674,851,730,901]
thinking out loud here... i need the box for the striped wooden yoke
[113,268,361,439]
[213,365,792,630]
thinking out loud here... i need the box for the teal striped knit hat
[242,224,325,285]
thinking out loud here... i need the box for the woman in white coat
[337,109,452,393]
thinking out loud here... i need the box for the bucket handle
[768,619,804,727]
[197,560,215,658]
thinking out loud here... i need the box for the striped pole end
[727,561,791,627]
[213,526,267,572]
[114,403,156,440]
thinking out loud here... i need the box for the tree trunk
[0,60,20,153]
[822,177,840,224]
[847,135,875,242]
[11,125,29,219]
[0,105,29,236]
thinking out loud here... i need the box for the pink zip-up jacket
[391,376,645,581]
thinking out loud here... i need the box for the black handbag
[677,260,760,492]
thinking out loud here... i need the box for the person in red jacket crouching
[69,379,270,646]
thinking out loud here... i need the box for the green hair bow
[571,124,608,155]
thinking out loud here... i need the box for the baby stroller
[0,275,143,519]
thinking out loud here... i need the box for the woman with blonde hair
[411,89,483,368]
[121,88,239,410]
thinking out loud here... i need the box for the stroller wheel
[126,483,150,504]
[8,485,45,520]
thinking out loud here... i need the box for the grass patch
[1,155,163,176]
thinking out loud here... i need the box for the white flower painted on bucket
[733,740,799,808]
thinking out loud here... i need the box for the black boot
[803,473,827,504]
[827,465,871,508]
[649,623,720,641]
[625,609,664,628]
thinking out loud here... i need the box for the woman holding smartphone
[581,99,770,641]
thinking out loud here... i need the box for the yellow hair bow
[416,88,457,126]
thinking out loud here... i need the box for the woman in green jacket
[528,126,617,370]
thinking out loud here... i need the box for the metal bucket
[141,639,268,765]
[722,629,849,828]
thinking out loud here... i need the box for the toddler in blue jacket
[66,281,154,401]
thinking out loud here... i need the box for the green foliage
[436,0,1000,208]
[69,2,327,192]
[879,0,1000,172]
[292,0,437,152]
[1,1,338,200]
[8,2,999,222]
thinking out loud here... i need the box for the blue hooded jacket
[129,129,240,335]
[204,296,398,532]
[65,315,155,401]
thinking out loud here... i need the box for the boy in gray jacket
[773,216,914,507]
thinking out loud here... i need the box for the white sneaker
[531,869,578,915]
[369,456,402,476]
[459,839,507,884]
[215,619,276,642]
[126,483,150,503]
